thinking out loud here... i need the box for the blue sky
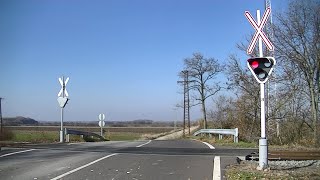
[0,0,288,122]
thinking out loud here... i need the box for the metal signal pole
[60,76,65,142]
[245,5,274,171]
[257,10,268,170]
[57,76,69,143]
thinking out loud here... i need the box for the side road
[155,126,199,140]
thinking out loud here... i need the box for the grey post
[60,104,64,142]
[100,122,103,137]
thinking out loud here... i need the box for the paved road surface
[0,140,255,180]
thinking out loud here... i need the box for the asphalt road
[0,140,255,180]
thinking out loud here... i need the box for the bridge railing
[64,128,106,142]
[193,128,238,143]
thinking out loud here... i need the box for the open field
[1,126,178,143]
[4,126,175,133]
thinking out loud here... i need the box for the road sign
[245,7,274,54]
[57,97,68,108]
[99,113,105,121]
[57,76,70,143]
[98,113,106,135]
[58,77,69,97]
[99,121,105,127]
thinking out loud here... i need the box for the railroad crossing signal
[245,7,274,54]
[57,76,70,143]
[57,97,69,108]
[247,57,276,84]
[244,7,275,170]
[57,77,69,108]
[58,77,69,97]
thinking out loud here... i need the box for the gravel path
[155,126,199,140]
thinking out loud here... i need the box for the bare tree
[209,95,236,129]
[182,53,222,129]
[224,55,262,140]
[273,0,320,146]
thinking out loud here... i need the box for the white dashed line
[0,149,35,158]
[202,141,215,149]
[136,140,152,147]
[50,153,117,180]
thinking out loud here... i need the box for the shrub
[0,128,14,141]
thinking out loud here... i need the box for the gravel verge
[226,160,320,179]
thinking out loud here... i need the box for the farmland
[2,126,178,143]
[5,126,175,133]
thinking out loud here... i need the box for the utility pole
[177,70,193,136]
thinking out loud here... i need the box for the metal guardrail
[64,128,106,142]
[193,128,238,143]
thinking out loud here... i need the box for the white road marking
[202,141,215,149]
[50,153,117,180]
[213,156,221,180]
[67,142,86,145]
[136,140,151,147]
[0,149,35,158]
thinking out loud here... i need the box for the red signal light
[251,61,259,69]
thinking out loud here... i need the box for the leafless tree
[272,0,320,146]
[182,53,222,129]
[224,54,263,140]
[209,95,235,129]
